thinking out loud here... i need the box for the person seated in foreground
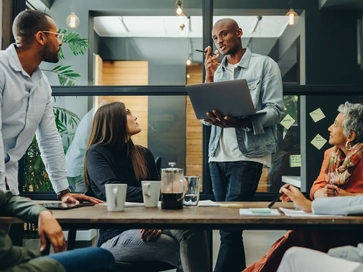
[244,101,363,272]
[0,190,116,272]
[84,101,210,272]
[276,186,363,272]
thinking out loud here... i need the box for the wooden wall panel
[98,61,148,147]
[186,64,203,189]
[93,54,103,86]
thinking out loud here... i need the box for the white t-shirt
[209,62,271,167]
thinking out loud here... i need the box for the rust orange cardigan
[310,147,363,200]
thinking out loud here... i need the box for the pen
[219,203,244,208]
[195,49,216,56]
[267,185,290,209]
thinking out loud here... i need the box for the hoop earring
[345,141,352,151]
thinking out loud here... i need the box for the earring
[345,141,352,151]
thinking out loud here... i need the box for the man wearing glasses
[0,10,101,204]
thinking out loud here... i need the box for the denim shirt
[207,48,284,158]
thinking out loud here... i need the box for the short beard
[42,44,59,63]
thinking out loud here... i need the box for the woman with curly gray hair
[245,102,363,272]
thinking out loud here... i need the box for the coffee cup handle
[144,183,151,197]
[113,188,118,207]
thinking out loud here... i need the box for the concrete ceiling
[94,15,288,66]
[94,16,289,38]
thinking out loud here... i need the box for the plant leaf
[51,65,80,86]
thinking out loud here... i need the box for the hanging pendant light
[66,12,80,29]
[66,0,80,29]
[176,0,183,15]
[286,8,298,26]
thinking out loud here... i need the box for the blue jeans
[209,161,263,272]
[46,247,116,272]
[101,229,210,272]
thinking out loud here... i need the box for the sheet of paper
[289,155,301,167]
[239,209,280,216]
[279,207,344,217]
[280,114,295,130]
[198,200,221,207]
[281,176,301,188]
[311,134,327,150]
[309,108,326,123]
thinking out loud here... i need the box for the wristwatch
[57,188,71,200]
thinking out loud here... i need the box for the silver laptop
[186,79,261,119]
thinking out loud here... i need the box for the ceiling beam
[320,0,363,9]
[40,0,55,9]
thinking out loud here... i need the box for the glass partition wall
[20,86,363,200]
[21,0,358,200]
[21,91,299,197]
[20,0,306,199]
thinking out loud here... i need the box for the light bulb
[186,74,190,78]
[66,12,80,29]
[289,13,294,25]
[286,8,298,26]
[186,59,191,65]
[176,6,183,15]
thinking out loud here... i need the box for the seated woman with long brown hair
[83,101,210,272]
[245,101,363,272]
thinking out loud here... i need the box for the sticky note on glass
[309,108,326,123]
[280,114,295,130]
[289,155,301,167]
[310,134,327,150]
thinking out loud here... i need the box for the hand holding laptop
[204,110,252,129]
[186,79,265,121]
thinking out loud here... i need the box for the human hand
[140,229,162,242]
[203,110,251,128]
[322,184,340,197]
[280,185,312,212]
[38,210,66,253]
[61,193,103,204]
[203,46,219,82]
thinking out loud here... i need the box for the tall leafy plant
[23,29,87,192]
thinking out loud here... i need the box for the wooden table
[3,202,363,250]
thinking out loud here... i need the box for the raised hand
[203,46,219,82]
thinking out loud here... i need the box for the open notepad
[279,207,344,217]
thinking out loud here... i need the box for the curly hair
[337,101,363,143]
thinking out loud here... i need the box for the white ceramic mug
[105,184,127,212]
[142,180,161,207]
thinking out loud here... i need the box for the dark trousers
[209,161,263,272]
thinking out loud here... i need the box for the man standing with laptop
[203,18,284,272]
